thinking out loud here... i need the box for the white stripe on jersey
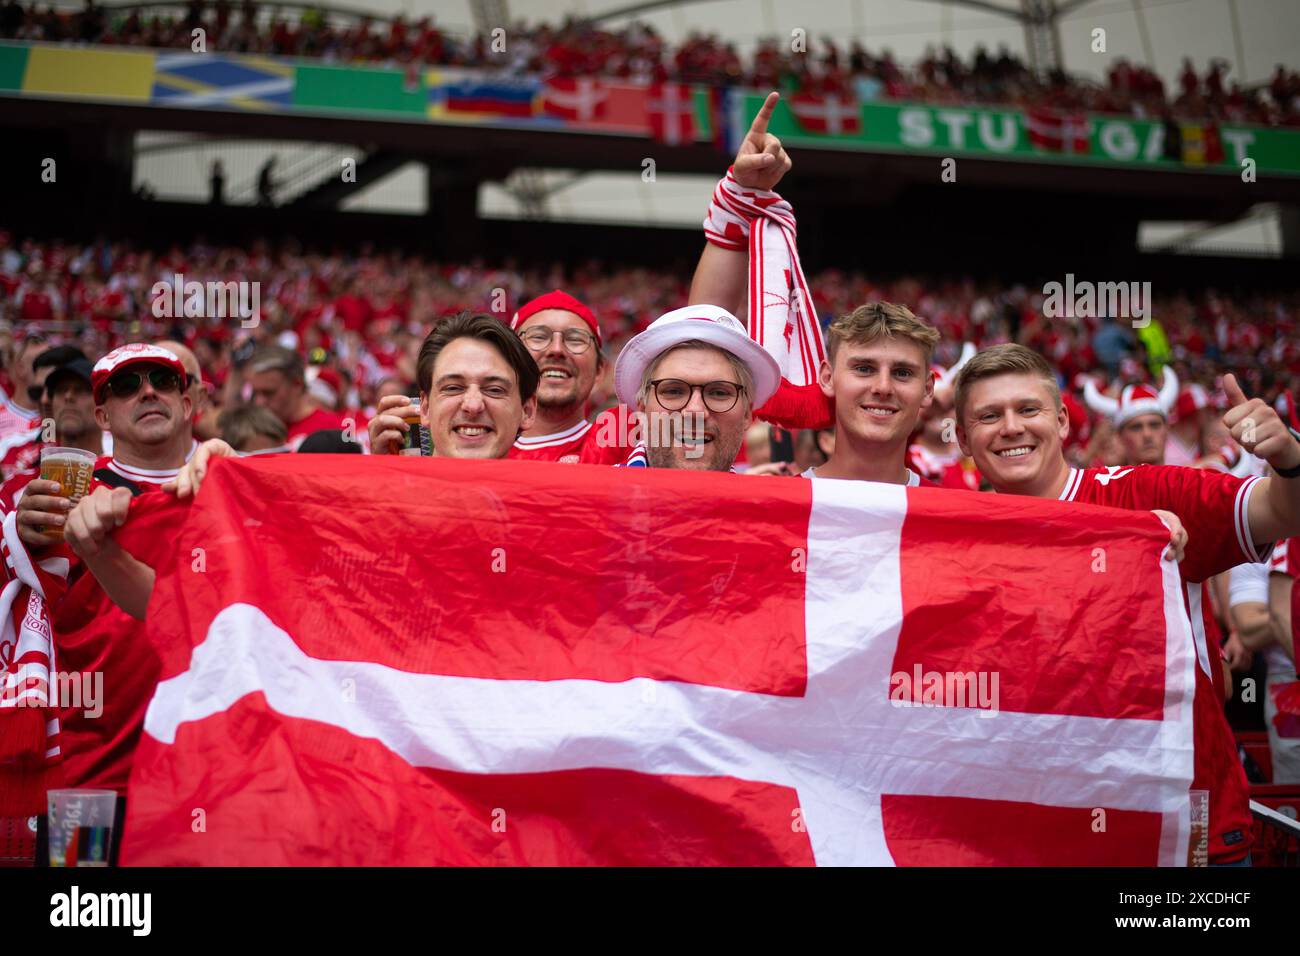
[1234,476,1269,564]
[1184,582,1214,682]
[514,420,592,450]
[106,440,199,484]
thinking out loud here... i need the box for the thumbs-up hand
[733,91,792,192]
[1222,373,1300,471]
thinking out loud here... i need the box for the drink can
[399,402,431,456]
[39,446,96,540]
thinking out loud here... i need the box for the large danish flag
[122,455,1195,866]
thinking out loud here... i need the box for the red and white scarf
[704,168,833,429]
[0,510,68,815]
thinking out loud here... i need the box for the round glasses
[518,326,597,355]
[649,378,745,413]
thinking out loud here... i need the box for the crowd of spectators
[1,230,1296,439]
[2,0,1297,126]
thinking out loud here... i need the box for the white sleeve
[1228,560,1269,609]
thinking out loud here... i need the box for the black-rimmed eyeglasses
[648,378,745,413]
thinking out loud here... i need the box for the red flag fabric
[123,455,1196,866]
[788,94,862,136]
[647,83,697,145]
[1025,108,1091,153]
[540,76,609,122]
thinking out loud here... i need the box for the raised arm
[688,91,791,317]
[1223,374,1300,548]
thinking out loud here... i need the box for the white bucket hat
[614,304,780,408]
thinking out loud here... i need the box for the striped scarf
[703,169,833,430]
[0,510,67,815]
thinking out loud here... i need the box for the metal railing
[1249,799,1300,866]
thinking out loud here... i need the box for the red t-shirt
[1059,464,1267,862]
[507,409,629,466]
[286,407,348,450]
[41,456,189,795]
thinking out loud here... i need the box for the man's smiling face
[639,346,751,471]
[517,308,600,413]
[957,372,1070,496]
[422,337,536,459]
[820,336,932,449]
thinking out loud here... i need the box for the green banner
[294,64,426,115]
[746,94,1300,177]
[0,43,29,92]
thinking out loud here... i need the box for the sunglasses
[103,367,184,400]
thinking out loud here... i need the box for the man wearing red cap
[10,343,198,862]
[368,294,626,464]
[506,290,625,465]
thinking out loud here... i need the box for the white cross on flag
[647,83,697,145]
[123,456,1196,866]
[541,77,609,122]
[789,93,862,136]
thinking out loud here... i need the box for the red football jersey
[286,407,348,450]
[33,453,193,795]
[508,409,628,466]
[906,443,958,483]
[1059,464,1267,862]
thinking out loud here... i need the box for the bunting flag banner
[151,53,293,110]
[442,76,539,117]
[123,455,1196,866]
[540,76,608,122]
[1025,107,1091,154]
[647,82,697,144]
[788,93,862,136]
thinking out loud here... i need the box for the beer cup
[39,446,96,540]
[399,401,430,456]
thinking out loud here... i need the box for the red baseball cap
[92,343,188,403]
[510,290,601,347]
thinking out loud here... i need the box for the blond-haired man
[687,92,939,486]
[954,342,1300,866]
[805,302,938,486]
